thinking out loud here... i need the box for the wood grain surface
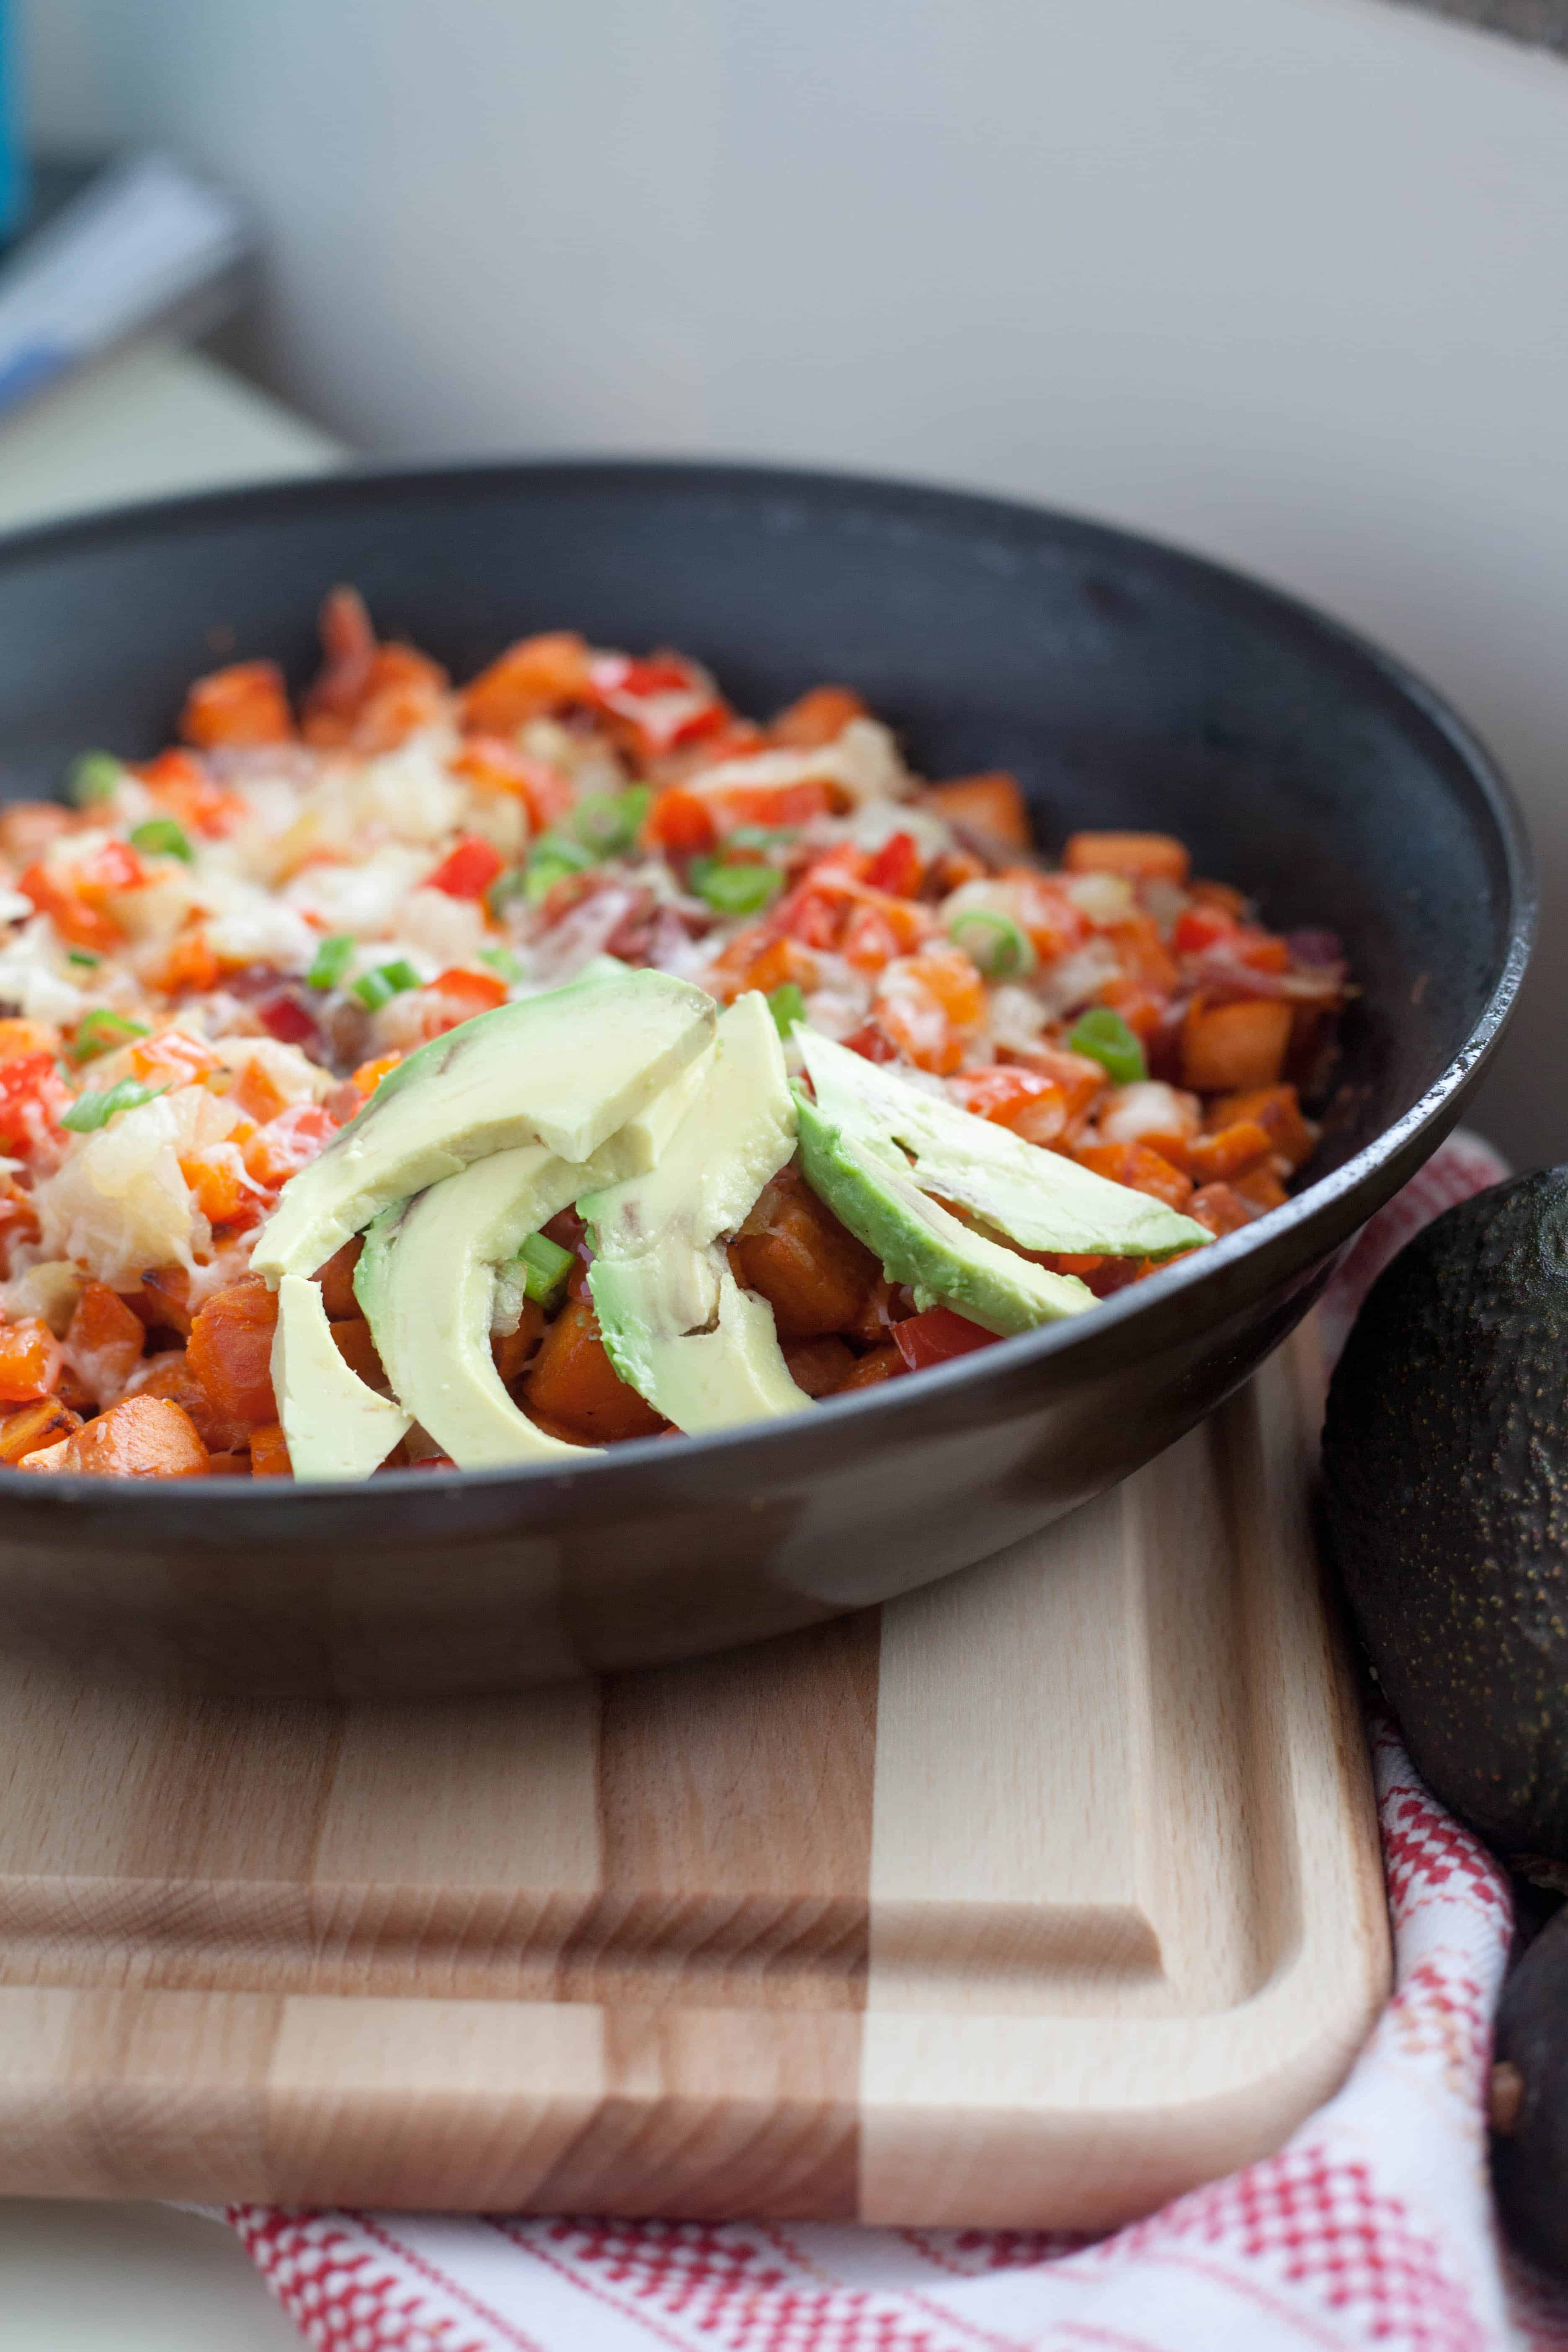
[0,1319,1389,2224]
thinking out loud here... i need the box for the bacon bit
[20,1393,209,1478]
[458,632,593,737]
[769,685,867,750]
[426,835,505,900]
[64,1280,146,1407]
[449,737,574,830]
[248,1422,292,1477]
[152,926,221,997]
[349,1052,402,1100]
[1073,1140,1196,1211]
[135,748,247,838]
[256,988,321,1048]
[923,773,1032,851]
[0,1396,83,1465]
[1064,831,1190,884]
[187,1277,279,1425]
[179,659,295,749]
[242,1102,338,1189]
[0,1318,63,1406]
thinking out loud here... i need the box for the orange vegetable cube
[1207,1083,1315,1172]
[1180,998,1293,1093]
[0,1397,82,1464]
[743,936,820,997]
[1185,1118,1274,1187]
[20,1394,209,1478]
[312,1238,364,1322]
[0,1316,62,1404]
[924,773,1032,850]
[949,1067,1071,1149]
[459,632,593,735]
[66,1279,146,1407]
[1063,831,1190,884]
[1073,1141,1195,1212]
[0,1019,59,1063]
[179,659,295,748]
[179,1145,248,1227]
[731,1166,879,1339]
[248,1421,293,1477]
[1187,1183,1257,1238]
[490,1300,546,1387]
[521,1298,666,1442]
[782,1336,857,1397]
[186,1277,279,1426]
[833,1342,906,1391]
[1232,1164,1290,1213]
[769,684,866,750]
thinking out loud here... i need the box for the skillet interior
[0,462,1532,1694]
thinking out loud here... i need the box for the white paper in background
[0,150,250,412]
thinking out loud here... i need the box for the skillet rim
[0,454,1534,1507]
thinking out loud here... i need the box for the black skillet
[0,462,1532,1695]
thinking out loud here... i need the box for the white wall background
[21,0,1568,1166]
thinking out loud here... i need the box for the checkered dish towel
[230,1132,1568,2352]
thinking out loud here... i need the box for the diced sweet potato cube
[732,1165,879,1340]
[330,1317,386,1388]
[1206,1083,1315,1171]
[249,1422,292,1477]
[65,1279,147,1408]
[1073,1141,1195,1211]
[1187,1183,1257,1238]
[1232,1164,1289,1213]
[769,684,867,750]
[1180,998,1293,1093]
[923,772,1032,850]
[179,659,295,748]
[126,1349,249,1453]
[0,1018,59,1063]
[1063,831,1190,884]
[133,1266,194,1338]
[459,632,593,735]
[491,1300,546,1387]
[0,1397,83,1464]
[782,1336,856,1398]
[833,1342,906,1391]
[521,1298,666,1442]
[0,1316,62,1404]
[19,1394,209,1478]
[1185,1118,1273,1187]
[186,1276,279,1425]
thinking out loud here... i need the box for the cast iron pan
[0,462,1533,1695]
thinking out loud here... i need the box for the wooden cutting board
[0,1318,1388,2228]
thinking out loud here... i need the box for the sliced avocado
[580,991,809,1432]
[795,1096,1093,1334]
[252,969,716,1280]
[354,1142,593,1469]
[271,1273,412,1482]
[795,1029,1209,1261]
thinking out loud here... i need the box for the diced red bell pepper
[863,830,923,898]
[645,785,718,857]
[0,1052,68,1156]
[892,1306,998,1372]
[426,835,505,900]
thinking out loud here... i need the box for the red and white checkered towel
[229,1133,1568,2352]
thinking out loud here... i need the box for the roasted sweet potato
[458,632,592,736]
[1180,998,1293,1094]
[731,1164,880,1340]
[1063,831,1190,884]
[125,1349,248,1453]
[179,659,295,748]
[20,1394,209,1478]
[65,1278,146,1408]
[491,1300,546,1387]
[1206,1083,1315,1171]
[0,1397,83,1464]
[0,1316,62,1405]
[923,772,1031,850]
[522,1298,665,1442]
[248,1421,292,1477]
[769,684,866,750]
[1073,1140,1195,1211]
[833,1342,906,1391]
[186,1276,279,1425]
[782,1336,856,1398]
[330,1317,386,1388]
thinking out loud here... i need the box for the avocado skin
[1323,1168,1568,1863]
[1492,1904,1568,2279]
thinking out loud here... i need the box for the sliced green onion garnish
[61,1078,167,1133]
[67,751,123,807]
[1068,1005,1147,1085]
[767,980,807,1039]
[71,1008,150,1063]
[947,907,1036,980]
[129,816,194,864]
[694,861,785,916]
[571,784,651,857]
[478,945,522,983]
[306,933,356,990]
[66,949,101,970]
[523,831,599,904]
[725,823,799,853]
[351,960,422,1011]
[517,1229,575,1308]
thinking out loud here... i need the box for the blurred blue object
[0,0,26,241]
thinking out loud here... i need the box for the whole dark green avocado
[1323,1168,1568,1863]
[1491,1904,1568,2278]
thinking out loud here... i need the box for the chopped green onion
[725,823,799,853]
[478,945,523,983]
[67,751,123,807]
[60,1078,167,1133]
[351,960,422,1011]
[523,831,599,904]
[517,1229,575,1308]
[129,816,194,864]
[486,865,528,913]
[767,980,807,1039]
[571,785,652,857]
[70,1008,150,1064]
[66,949,101,970]
[693,861,785,917]
[306,933,356,990]
[1068,1006,1147,1086]
[947,907,1036,980]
